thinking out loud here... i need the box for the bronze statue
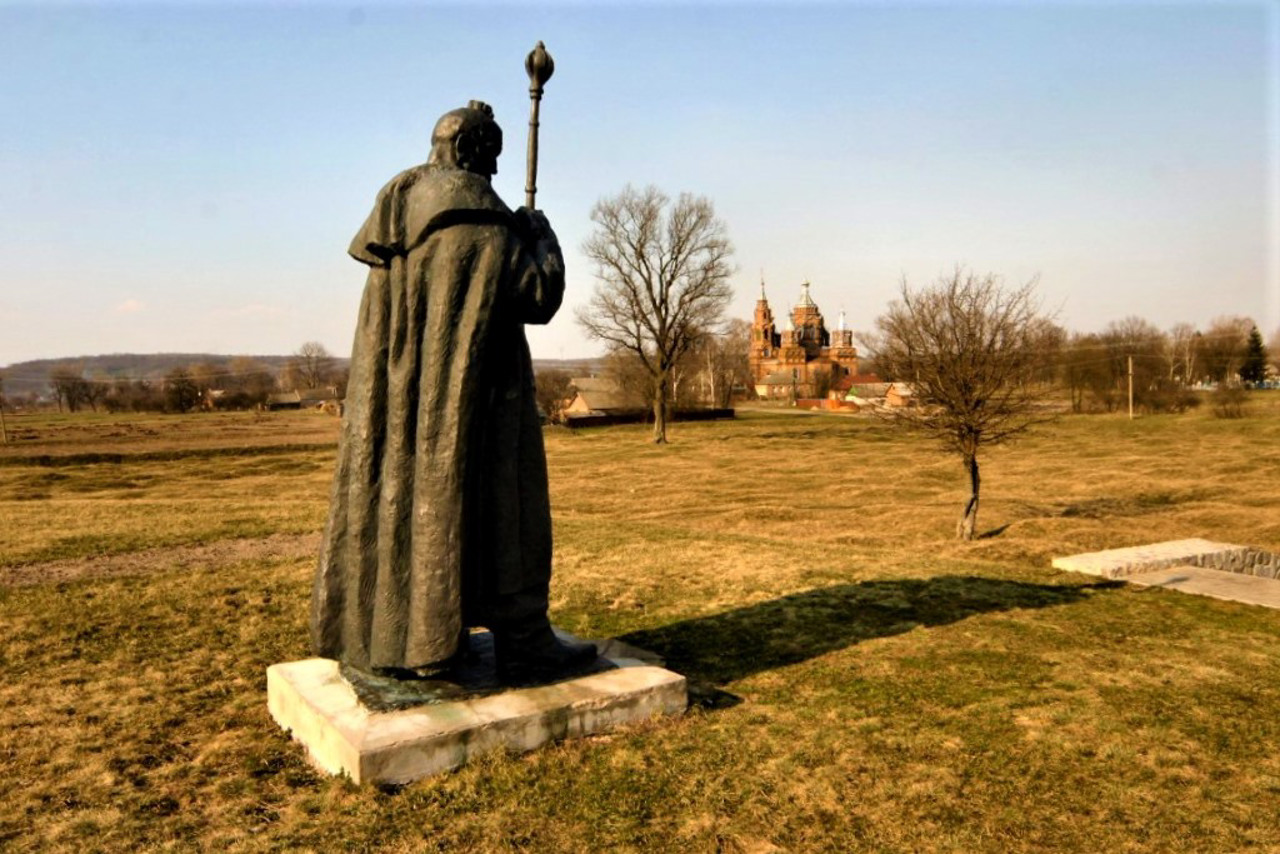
[310,91,595,683]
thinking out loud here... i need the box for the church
[749,281,860,399]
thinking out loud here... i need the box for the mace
[524,41,554,209]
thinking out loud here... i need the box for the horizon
[1,2,1276,367]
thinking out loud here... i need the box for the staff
[524,41,555,209]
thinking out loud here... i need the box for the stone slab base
[267,639,686,785]
[1126,565,1280,610]
[1051,538,1243,579]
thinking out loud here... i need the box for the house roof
[571,377,617,394]
[848,383,890,398]
[833,372,882,392]
[569,377,645,411]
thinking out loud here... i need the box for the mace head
[525,41,555,89]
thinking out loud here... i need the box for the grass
[2,398,1280,851]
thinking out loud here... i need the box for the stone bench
[1052,538,1280,580]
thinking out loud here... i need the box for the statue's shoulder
[353,166,514,266]
[372,163,430,201]
[406,168,510,216]
[398,168,512,252]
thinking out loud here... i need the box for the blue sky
[0,1,1275,366]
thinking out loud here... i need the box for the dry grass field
[3,399,1280,852]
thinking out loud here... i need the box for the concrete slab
[1051,538,1243,579]
[1126,565,1280,610]
[267,634,686,785]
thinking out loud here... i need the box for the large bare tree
[874,269,1055,540]
[576,185,734,443]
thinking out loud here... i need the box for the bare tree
[668,320,752,409]
[601,348,652,410]
[1102,316,1166,412]
[223,356,277,409]
[1166,322,1199,384]
[1032,321,1067,386]
[874,269,1055,540]
[190,361,223,393]
[1058,332,1107,413]
[695,318,752,407]
[290,341,334,391]
[164,366,201,413]
[576,185,734,443]
[1197,316,1252,385]
[104,377,161,412]
[50,367,91,413]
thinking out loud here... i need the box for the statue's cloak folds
[311,165,564,671]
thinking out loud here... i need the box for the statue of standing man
[310,98,595,683]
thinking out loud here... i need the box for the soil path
[0,532,321,587]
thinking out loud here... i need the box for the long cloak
[310,165,565,672]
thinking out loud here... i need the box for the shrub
[1140,379,1200,414]
[1211,385,1247,419]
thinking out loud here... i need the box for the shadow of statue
[621,576,1119,706]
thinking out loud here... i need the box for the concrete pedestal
[267,634,686,785]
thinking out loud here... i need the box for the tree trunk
[652,374,669,444]
[706,347,716,408]
[957,453,980,540]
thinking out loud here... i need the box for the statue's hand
[514,207,554,242]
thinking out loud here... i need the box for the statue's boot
[493,619,598,685]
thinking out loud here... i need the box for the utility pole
[1128,355,1134,420]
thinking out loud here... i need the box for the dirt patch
[0,532,321,587]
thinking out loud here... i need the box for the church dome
[796,281,816,309]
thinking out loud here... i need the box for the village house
[563,377,646,418]
[266,387,342,413]
[885,382,916,408]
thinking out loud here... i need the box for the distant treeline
[1045,316,1274,414]
[0,349,603,414]
[0,348,347,413]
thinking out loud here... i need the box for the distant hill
[531,357,604,377]
[0,354,328,398]
[0,353,603,398]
